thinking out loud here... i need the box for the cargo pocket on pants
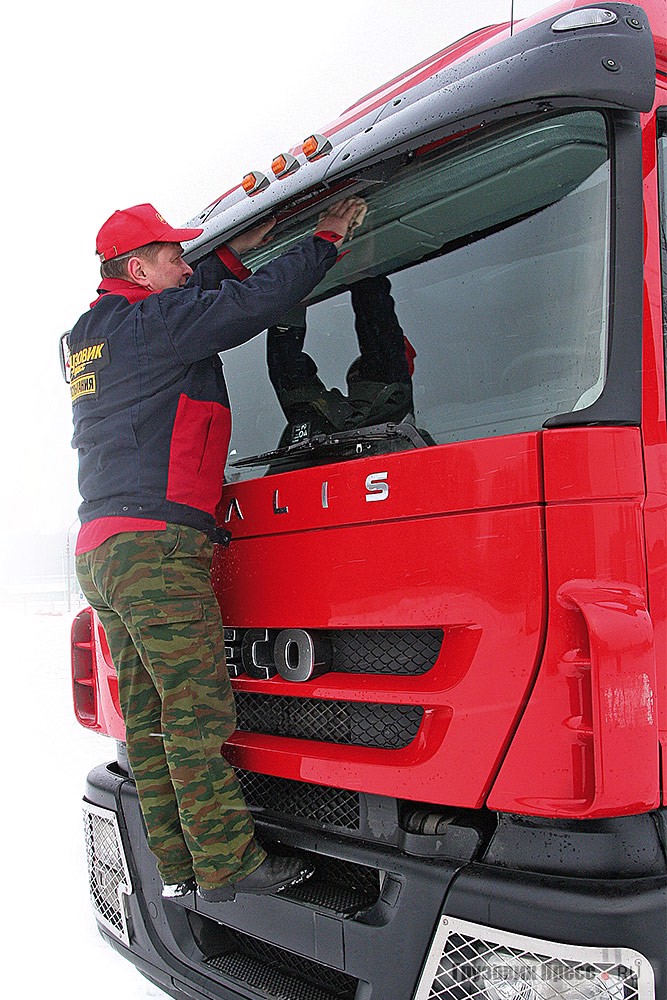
[130,596,204,629]
[128,595,234,750]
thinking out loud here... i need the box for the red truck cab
[72,3,667,998]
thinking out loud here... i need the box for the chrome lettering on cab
[223,469,390,524]
[225,627,331,682]
[365,471,389,502]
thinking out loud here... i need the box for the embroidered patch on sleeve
[69,340,110,402]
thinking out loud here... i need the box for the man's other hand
[315,197,368,248]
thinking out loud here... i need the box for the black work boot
[198,853,314,903]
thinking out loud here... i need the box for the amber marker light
[271,152,300,178]
[302,134,333,161]
[242,171,270,196]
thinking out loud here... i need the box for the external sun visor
[320,2,655,186]
[183,4,653,268]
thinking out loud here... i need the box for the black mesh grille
[280,852,382,914]
[226,627,443,676]
[235,693,423,748]
[235,769,361,830]
[205,926,357,1000]
[330,628,442,674]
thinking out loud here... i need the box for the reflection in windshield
[223,111,610,481]
[267,276,416,448]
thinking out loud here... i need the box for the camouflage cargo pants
[76,524,266,890]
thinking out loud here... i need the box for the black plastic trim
[482,811,667,877]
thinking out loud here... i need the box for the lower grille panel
[205,927,358,1000]
[235,769,361,830]
[235,693,423,748]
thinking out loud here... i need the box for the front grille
[235,769,361,830]
[330,629,442,675]
[205,926,358,1000]
[226,626,443,676]
[82,802,133,945]
[415,916,652,999]
[235,693,423,748]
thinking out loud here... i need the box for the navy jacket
[69,235,338,539]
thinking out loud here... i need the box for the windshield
[223,111,610,480]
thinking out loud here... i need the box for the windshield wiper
[230,421,431,469]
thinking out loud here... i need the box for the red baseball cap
[96,203,204,262]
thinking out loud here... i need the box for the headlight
[415,916,654,999]
[480,950,627,998]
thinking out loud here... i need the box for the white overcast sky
[1,0,548,553]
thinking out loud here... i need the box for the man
[69,196,366,903]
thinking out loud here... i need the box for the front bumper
[82,762,664,1000]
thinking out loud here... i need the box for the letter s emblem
[366,471,389,502]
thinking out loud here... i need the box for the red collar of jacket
[90,278,154,308]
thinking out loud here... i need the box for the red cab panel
[214,433,547,808]
[489,427,660,817]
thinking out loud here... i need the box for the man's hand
[315,197,368,248]
[227,218,277,255]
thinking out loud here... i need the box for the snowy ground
[2,604,164,998]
